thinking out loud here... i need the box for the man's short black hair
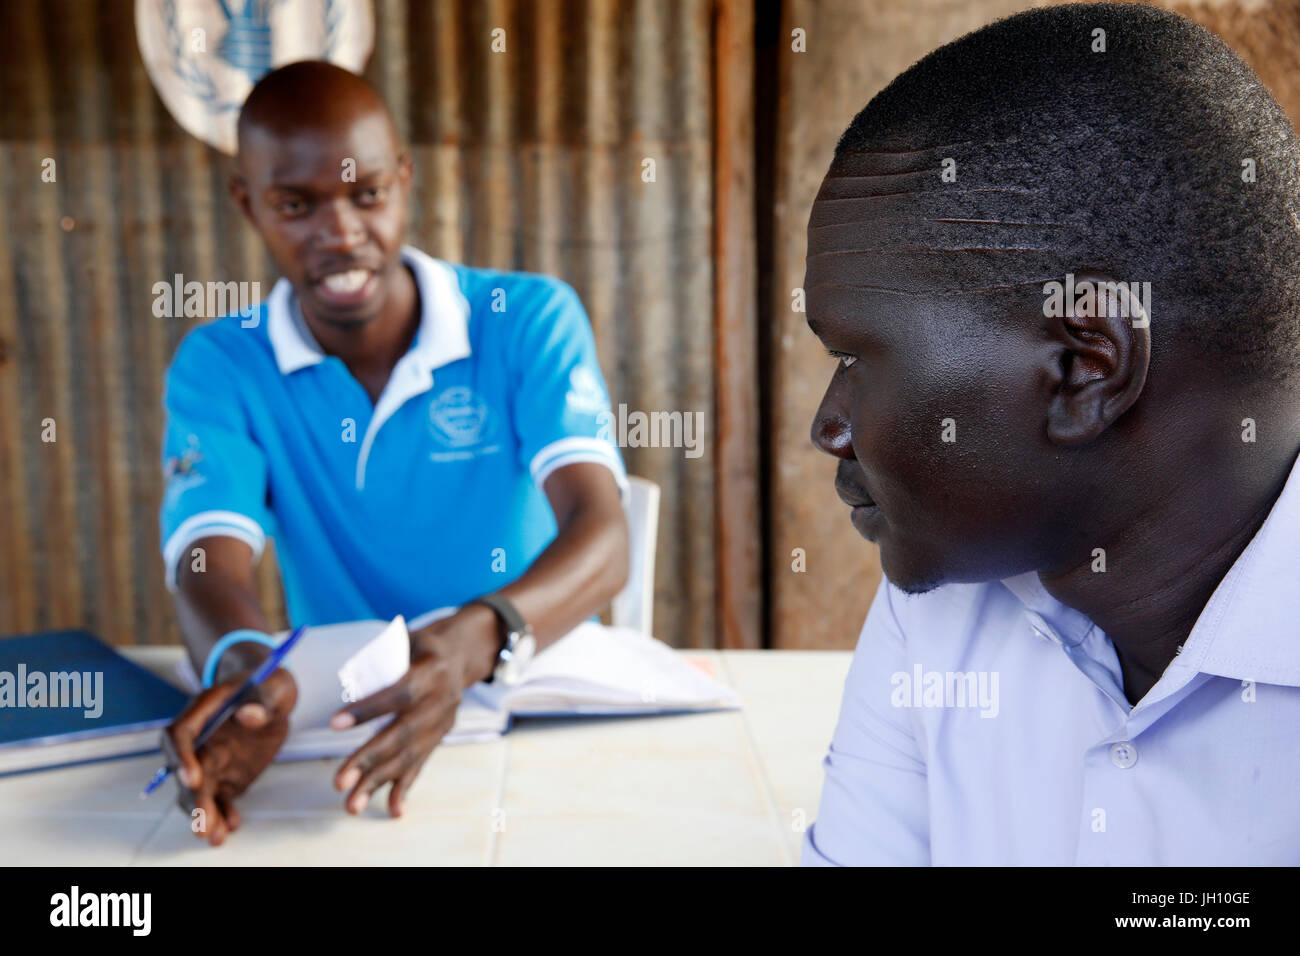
[236,60,391,152]
[833,2,1300,383]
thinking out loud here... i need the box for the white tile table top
[0,647,851,866]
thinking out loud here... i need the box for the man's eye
[827,348,857,369]
[356,187,385,206]
[276,199,308,216]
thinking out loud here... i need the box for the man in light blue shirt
[159,62,629,845]
[161,243,626,628]
[802,4,1300,864]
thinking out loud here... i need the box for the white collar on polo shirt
[265,244,471,376]
[264,245,473,490]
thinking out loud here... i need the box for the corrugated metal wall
[0,0,743,648]
[5,0,1295,651]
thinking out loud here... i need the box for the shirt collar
[266,245,471,376]
[1001,449,1300,688]
[1172,449,1300,687]
[1000,571,1097,648]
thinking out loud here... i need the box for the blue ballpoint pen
[140,625,308,798]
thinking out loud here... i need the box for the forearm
[493,499,629,651]
[172,537,275,683]
[431,465,630,686]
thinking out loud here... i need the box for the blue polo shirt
[159,245,626,629]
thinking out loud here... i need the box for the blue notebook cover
[0,630,190,772]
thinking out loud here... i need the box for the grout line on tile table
[720,652,796,866]
[484,732,510,867]
[235,809,492,820]
[128,806,179,866]
[0,809,182,819]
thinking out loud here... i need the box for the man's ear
[1042,270,1151,446]
[228,172,255,225]
[397,151,413,193]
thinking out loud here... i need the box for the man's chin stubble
[309,307,382,331]
[883,554,947,596]
[892,575,946,596]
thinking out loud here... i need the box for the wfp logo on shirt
[162,434,207,509]
[428,386,500,461]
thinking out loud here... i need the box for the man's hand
[162,668,298,847]
[329,603,500,817]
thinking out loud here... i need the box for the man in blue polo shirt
[160,62,629,846]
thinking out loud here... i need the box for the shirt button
[1109,742,1138,769]
[1024,611,1063,645]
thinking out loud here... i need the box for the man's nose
[811,376,855,459]
[317,199,366,251]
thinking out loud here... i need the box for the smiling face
[805,153,1090,594]
[232,105,411,329]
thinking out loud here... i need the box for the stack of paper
[176,618,740,760]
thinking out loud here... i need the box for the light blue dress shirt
[803,453,1300,865]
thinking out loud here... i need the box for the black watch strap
[469,593,528,682]
[471,592,527,638]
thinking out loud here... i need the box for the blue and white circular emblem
[135,0,375,154]
[429,386,495,449]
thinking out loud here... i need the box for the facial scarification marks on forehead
[820,140,1028,176]
[810,185,1068,229]
[808,278,1060,298]
[806,217,1079,298]
[808,183,1076,238]
[815,138,1071,211]
[811,216,1074,234]
[813,189,1039,206]
[807,140,1091,297]
[805,245,1070,295]
[809,240,1054,258]
[825,140,980,166]
[806,239,1069,295]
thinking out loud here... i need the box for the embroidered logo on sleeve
[163,434,208,508]
[565,366,609,415]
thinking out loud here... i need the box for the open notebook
[176,618,740,759]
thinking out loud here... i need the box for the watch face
[499,634,537,685]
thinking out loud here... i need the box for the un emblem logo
[429,386,495,449]
[135,0,375,154]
